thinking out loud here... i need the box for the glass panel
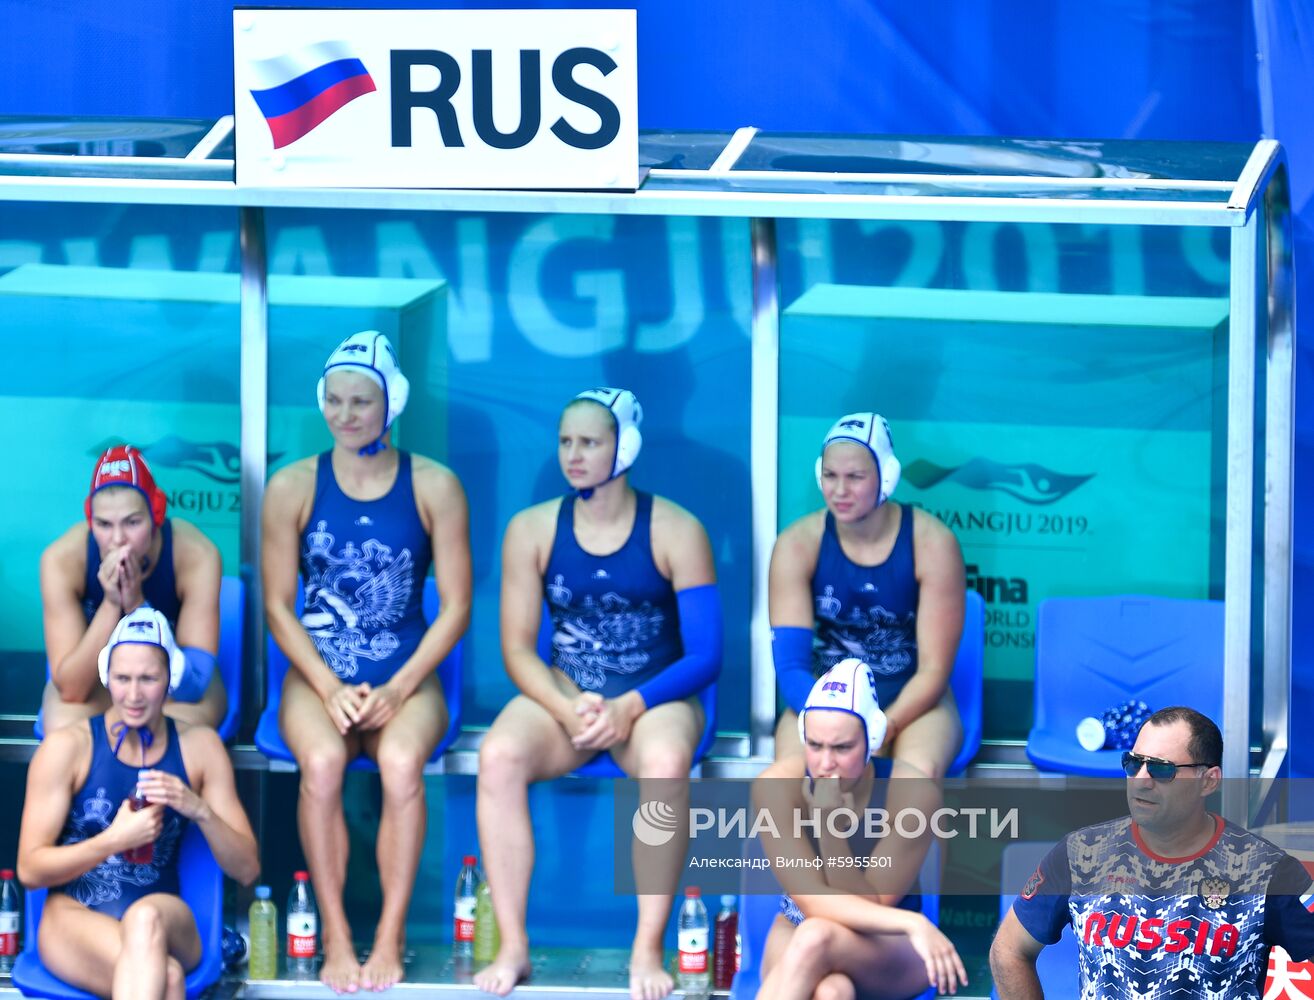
[775,218,1231,741]
[0,202,241,715]
[0,116,220,157]
[639,129,735,170]
[737,133,1254,183]
[263,209,753,734]
[643,173,1233,202]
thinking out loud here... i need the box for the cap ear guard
[815,412,901,506]
[608,392,643,478]
[98,607,187,692]
[798,658,887,760]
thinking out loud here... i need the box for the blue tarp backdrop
[2,0,1310,770]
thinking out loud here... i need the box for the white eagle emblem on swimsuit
[547,581,665,692]
[300,521,413,679]
[814,592,916,676]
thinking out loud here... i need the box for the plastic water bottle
[677,887,710,997]
[286,871,318,978]
[124,770,155,865]
[453,855,478,957]
[248,885,278,980]
[712,894,738,989]
[0,869,18,974]
[473,879,500,965]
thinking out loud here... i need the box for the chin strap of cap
[109,720,154,768]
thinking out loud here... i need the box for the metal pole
[1262,163,1295,792]
[1223,215,1259,823]
[238,206,269,733]
[749,217,780,758]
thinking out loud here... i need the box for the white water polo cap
[317,331,410,455]
[573,387,643,498]
[815,412,901,506]
[798,658,888,760]
[98,607,187,692]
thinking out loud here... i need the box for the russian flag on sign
[248,41,377,149]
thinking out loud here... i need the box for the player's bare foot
[474,940,531,996]
[628,941,673,1000]
[360,932,405,992]
[320,940,362,994]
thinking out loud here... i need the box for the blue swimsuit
[811,505,919,707]
[56,716,190,919]
[543,492,683,697]
[82,520,180,625]
[299,451,432,686]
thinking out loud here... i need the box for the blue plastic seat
[1026,596,1224,777]
[35,576,244,742]
[255,578,462,769]
[13,824,224,999]
[992,841,1079,1000]
[947,589,985,776]
[214,575,243,741]
[533,603,719,778]
[731,836,941,1000]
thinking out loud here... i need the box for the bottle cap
[463,855,477,866]
[685,886,701,898]
[294,870,310,881]
[720,894,736,908]
[255,885,271,899]
[0,869,12,880]
[1076,717,1107,752]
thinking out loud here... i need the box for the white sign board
[233,8,637,189]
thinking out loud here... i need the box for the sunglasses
[1121,751,1216,781]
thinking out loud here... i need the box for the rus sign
[233,8,638,189]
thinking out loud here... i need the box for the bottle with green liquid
[473,880,500,965]
[248,885,278,980]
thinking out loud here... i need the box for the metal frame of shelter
[0,121,1293,825]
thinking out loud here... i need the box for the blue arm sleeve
[172,647,216,703]
[634,585,722,710]
[773,626,815,714]
[1011,841,1073,946]
[1264,854,1314,961]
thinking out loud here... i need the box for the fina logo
[903,457,1094,506]
[632,800,680,847]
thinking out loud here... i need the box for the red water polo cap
[84,445,167,527]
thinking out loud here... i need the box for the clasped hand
[568,692,638,751]
[98,544,144,612]
[324,681,403,735]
